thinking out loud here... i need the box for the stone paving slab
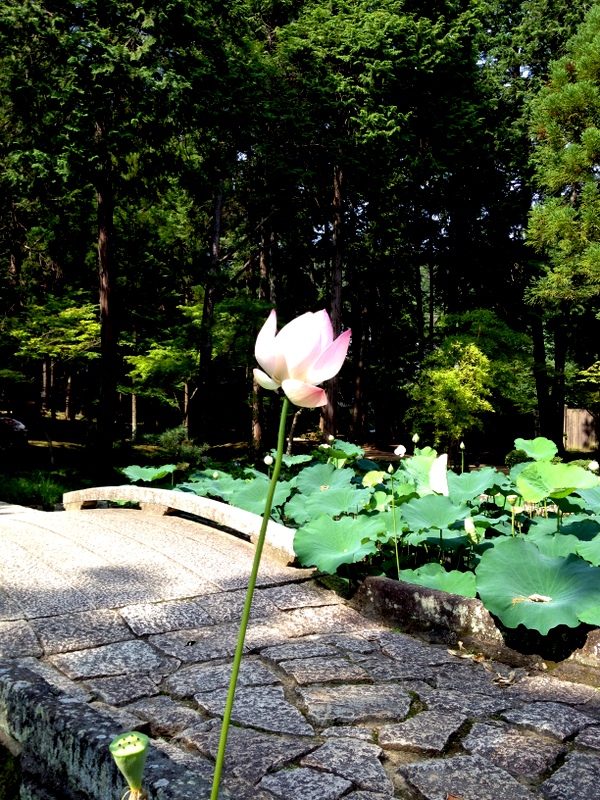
[4,505,600,799]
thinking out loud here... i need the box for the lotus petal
[282,379,327,407]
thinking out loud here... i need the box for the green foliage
[476,538,600,634]
[145,427,208,467]
[0,471,72,510]
[404,341,494,447]
[514,436,558,461]
[293,515,384,574]
[121,464,178,483]
[397,563,477,598]
[505,449,533,469]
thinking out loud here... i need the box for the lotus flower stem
[210,396,290,800]
[389,472,401,581]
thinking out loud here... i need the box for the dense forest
[1,0,599,459]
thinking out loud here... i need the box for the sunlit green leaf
[398,563,476,597]
[293,515,383,573]
[514,436,558,461]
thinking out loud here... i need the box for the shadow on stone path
[0,504,599,799]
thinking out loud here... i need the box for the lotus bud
[213,471,219,480]
[263,455,274,466]
[320,443,331,450]
[387,464,394,474]
[412,433,420,444]
[328,435,335,442]
[588,460,599,471]
[394,445,406,457]
[459,441,465,450]
[109,731,149,797]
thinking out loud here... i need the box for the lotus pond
[124,436,600,643]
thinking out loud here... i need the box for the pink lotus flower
[253,309,351,407]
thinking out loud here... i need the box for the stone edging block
[351,576,544,668]
[0,661,226,800]
[62,485,297,566]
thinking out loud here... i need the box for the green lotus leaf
[529,533,580,559]
[283,494,310,525]
[122,464,177,483]
[475,537,600,634]
[397,563,476,598]
[362,470,388,487]
[399,452,437,494]
[296,463,353,495]
[577,605,600,625]
[514,436,558,461]
[293,515,383,573]
[516,462,598,503]
[230,479,293,515]
[575,533,600,566]
[356,458,384,471]
[400,494,470,532]
[411,530,469,551]
[305,485,373,518]
[268,450,313,468]
[554,495,586,513]
[527,516,560,536]
[576,485,600,511]
[177,473,239,501]
[371,490,390,512]
[333,439,364,458]
[562,517,600,541]
[509,462,530,482]
[447,467,500,504]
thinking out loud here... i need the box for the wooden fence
[564,407,599,452]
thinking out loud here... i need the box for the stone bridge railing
[62,485,296,566]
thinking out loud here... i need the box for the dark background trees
[1,0,600,461]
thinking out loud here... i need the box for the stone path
[1,502,600,799]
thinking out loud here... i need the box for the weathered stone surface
[401,753,537,800]
[0,621,42,658]
[195,685,315,736]
[378,710,465,753]
[31,609,133,655]
[260,641,340,662]
[540,751,600,800]
[18,657,93,702]
[0,588,24,621]
[119,599,215,635]
[149,624,241,663]
[126,695,208,735]
[567,627,600,669]
[84,673,159,706]
[286,605,374,636]
[89,701,150,733]
[357,654,436,683]
[243,615,299,650]
[462,722,566,778]
[167,659,279,698]
[180,724,316,784]
[279,656,371,685]
[297,684,411,726]
[258,767,352,800]
[222,777,275,800]
[423,688,511,718]
[322,726,375,742]
[49,639,165,679]
[433,663,505,695]
[321,634,379,654]
[353,575,505,646]
[259,582,342,610]
[373,630,453,666]
[502,701,596,740]
[195,589,279,623]
[301,738,393,794]
[343,794,393,800]
[576,724,600,749]
[507,674,598,705]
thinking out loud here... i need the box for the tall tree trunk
[321,163,344,438]
[552,318,567,452]
[41,359,49,415]
[8,202,22,310]
[531,313,551,438]
[131,392,138,442]
[252,216,273,455]
[351,302,368,441]
[96,161,118,453]
[195,184,223,439]
[65,372,73,421]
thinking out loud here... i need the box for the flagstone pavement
[1,501,600,799]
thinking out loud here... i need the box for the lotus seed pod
[109,731,149,792]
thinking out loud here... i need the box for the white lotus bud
[459,441,465,450]
[387,464,394,474]
[263,455,274,466]
[588,460,599,471]
[213,471,219,480]
[412,433,420,444]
